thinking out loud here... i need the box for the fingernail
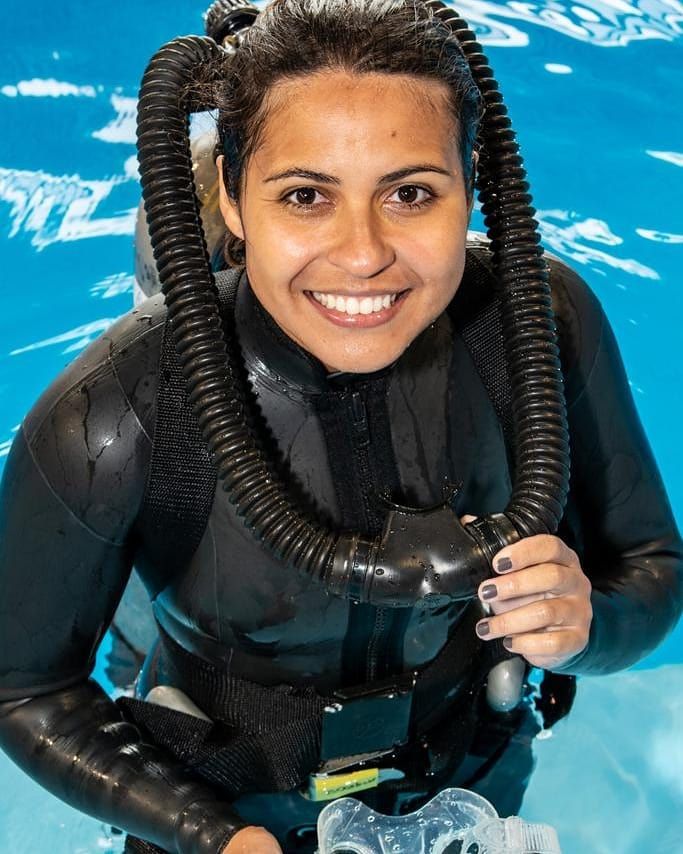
[476,621,490,637]
[503,637,513,650]
[481,584,497,601]
[496,557,513,573]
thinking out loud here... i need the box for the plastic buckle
[306,673,416,803]
[319,672,416,762]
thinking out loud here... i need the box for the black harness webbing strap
[451,249,515,473]
[156,626,330,734]
[119,693,324,796]
[123,837,165,854]
[134,270,240,584]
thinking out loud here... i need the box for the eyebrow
[263,164,453,185]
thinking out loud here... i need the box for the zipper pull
[350,390,367,425]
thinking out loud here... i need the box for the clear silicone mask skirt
[316,787,561,854]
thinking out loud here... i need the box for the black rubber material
[135,1,570,605]
[204,0,259,45]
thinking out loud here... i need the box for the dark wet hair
[214,0,483,264]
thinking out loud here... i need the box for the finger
[487,592,544,616]
[478,563,576,604]
[500,628,584,659]
[492,535,579,574]
[223,827,282,854]
[476,597,573,640]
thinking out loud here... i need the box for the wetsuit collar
[234,273,395,395]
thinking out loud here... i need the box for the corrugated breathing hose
[136,0,570,607]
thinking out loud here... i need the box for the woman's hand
[222,826,283,853]
[461,516,593,670]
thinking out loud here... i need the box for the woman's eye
[283,187,325,207]
[388,185,433,207]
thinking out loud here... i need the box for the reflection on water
[537,210,661,279]
[635,227,683,243]
[544,61,574,70]
[0,427,19,459]
[9,317,119,356]
[0,166,136,250]
[92,94,137,145]
[0,87,137,248]
[458,0,683,46]
[646,149,683,167]
[1,78,98,98]
[90,272,134,300]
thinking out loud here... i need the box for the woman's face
[219,71,474,373]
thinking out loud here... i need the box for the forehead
[250,71,460,174]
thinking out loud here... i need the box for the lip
[304,289,409,328]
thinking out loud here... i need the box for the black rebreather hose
[136,0,570,607]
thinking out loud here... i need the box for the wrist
[174,797,248,854]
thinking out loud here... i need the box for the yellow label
[309,767,380,802]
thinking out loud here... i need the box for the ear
[216,154,245,240]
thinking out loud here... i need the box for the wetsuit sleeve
[548,258,683,674]
[0,314,247,853]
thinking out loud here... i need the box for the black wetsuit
[0,244,681,854]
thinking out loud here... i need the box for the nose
[326,205,395,279]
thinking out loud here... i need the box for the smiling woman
[218,71,472,372]
[0,1,681,854]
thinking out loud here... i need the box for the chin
[318,345,405,375]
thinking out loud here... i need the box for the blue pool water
[1,1,682,851]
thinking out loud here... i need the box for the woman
[0,1,681,853]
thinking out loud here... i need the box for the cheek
[244,236,310,312]
[247,211,321,271]
[406,235,466,298]
[400,207,468,270]
[275,230,318,269]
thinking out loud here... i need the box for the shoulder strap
[135,270,241,586]
[450,247,515,470]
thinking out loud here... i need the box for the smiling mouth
[307,290,407,316]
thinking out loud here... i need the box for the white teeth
[310,291,401,315]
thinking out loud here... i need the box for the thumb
[460,514,477,524]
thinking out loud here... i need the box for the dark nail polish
[476,621,490,637]
[503,637,513,650]
[481,584,497,601]
[496,557,513,573]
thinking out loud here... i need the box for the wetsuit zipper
[350,391,374,528]
[350,389,388,682]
